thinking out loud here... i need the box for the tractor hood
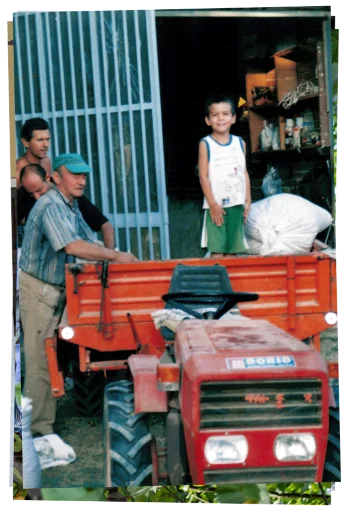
[175,319,328,378]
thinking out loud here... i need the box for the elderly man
[19,153,138,469]
[18,163,115,249]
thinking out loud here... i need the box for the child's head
[205,94,236,118]
[204,94,236,134]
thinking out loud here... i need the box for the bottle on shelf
[272,125,280,151]
[285,119,294,149]
[302,109,314,146]
[293,117,303,148]
[260,120,274,151]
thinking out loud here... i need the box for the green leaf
[154,487,181,503]
[206,493,217,503]
[288,498,298,505]
[288,482,304,492]
[14,433,22,453]
[13,467,23,488]
[301,482,311,492]
[13,488,27,500]
[332,30,339,64]
[309,482,320,493]
[41,488,106,501]
[126,486,154,496]
[15,384,22,408]
[179,485,190,492]
[216,484,261,504]
[118,487,131,497]
[275,483,288,493]
[321,482,332,487]
[121,486,159,502]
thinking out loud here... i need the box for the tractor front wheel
[323,386,341,482]
[104,380,153,486]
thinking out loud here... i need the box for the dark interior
[155,14,332,258]
[156,15,324,199]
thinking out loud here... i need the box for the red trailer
[45,243,339,485]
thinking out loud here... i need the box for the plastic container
[285,119,294,149]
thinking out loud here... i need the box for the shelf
[296,93,319,101]
[249,93,319,116]
[246,41,330,154]
[251,145,330,162]
[273,43,318,63]
[278,92,319,112]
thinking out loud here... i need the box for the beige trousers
[19,271,66,435]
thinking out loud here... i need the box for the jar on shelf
[293,126,301,148]
[293,117,303,148]
[311,132,320,146]
[260,120,274,151]
[302,109,314,146]
[296,117,304,130]
[285,119,294,149]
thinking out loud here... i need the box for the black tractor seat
[160,264,258,341]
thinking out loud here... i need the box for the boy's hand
[244,201,251,224]
[209,203,225,226]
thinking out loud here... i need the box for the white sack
[245,193,332,256]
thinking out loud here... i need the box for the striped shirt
[19,186,96,286]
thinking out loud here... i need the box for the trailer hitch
[127,312,142,352]
[98,261,113,338]
[101,260,109,288]
[69,264,84,294]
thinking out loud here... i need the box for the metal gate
[13,10,170,260]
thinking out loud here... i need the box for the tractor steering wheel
[161,291,259,320]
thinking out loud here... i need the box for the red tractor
[45,247,339,486]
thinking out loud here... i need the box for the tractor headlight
[60,326,75,340]
[325,312,337,325]
[274,434,316,462]
[204,435,248,464]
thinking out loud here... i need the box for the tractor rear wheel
[104,380,153,486]
[71,362,104,417]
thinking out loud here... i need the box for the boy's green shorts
[205,204,248,254]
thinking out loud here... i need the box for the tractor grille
[200,379,322,429]
[204,466,318,484]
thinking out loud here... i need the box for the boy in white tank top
[198,94,252,256]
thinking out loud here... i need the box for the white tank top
[202,134,246,209]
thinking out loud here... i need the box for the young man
[19,153,138,469]
[198,94,252,257]
[16,118,52,186]
[16,118,115,249]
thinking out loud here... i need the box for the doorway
[156,13,327,258]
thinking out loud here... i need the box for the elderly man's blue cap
[52,153,93,174]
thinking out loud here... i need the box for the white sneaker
[33,434,76,470]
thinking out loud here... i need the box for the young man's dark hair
[204,94,236,118]
[20,163,47,183]
[20,118,50,142]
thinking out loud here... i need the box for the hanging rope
[278,82,318,109]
